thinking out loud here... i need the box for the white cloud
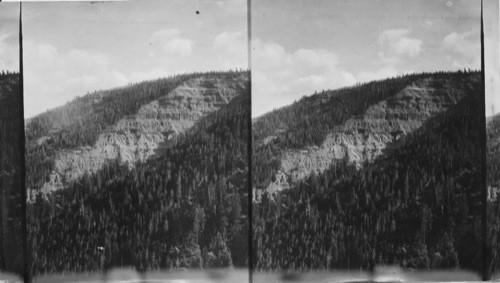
[128,67,169,84]
[150,29,194,59]
[0,33,19,71]
[24,40,128,118]
[66,49,111,69]
[380,28,423,58]
[442,31,480,69]
[213,31,248,69]
[24,29,249,118]
[293,49,339,74]
[357,66,398,83]
[166,38,193,57]
[252,38,356,117]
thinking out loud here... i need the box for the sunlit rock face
[264,77,468,193]
[38,75,248,192]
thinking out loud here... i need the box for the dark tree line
[3,68,494,278]
[0,72,24,275]
[0,70,17,76]
[253,71,484,274]
[27,78,250,276]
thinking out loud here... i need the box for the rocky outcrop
[265,77,468,193]
[488,186,499,201]
[42,75,247,189]
[39,171,64,194]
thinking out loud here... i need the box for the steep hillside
[253,71,480,196]
[27,71,250,275]
[253,70,484,272]
[0,72,24,275]
[26,70,248,196]
[487,113,500,275]
[487,113,500,187]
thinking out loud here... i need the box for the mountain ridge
[27,71,251,274]
[26,70,249,196]
[253,71,480,198]
[253,70,484,272]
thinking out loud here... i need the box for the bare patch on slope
[264,77,468,194]
[39,75,247,192]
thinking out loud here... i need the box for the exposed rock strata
[265,78,468,193]
[41,75,247,192]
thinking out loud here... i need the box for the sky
[0,3,20,72]
[0,0,498,118]
[252,0,499,117]
[14,0,248,118]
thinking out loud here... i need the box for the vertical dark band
[18,3,29,283]
[247,1,253,282]
[480,0,489,281]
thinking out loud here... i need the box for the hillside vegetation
[253,70,484,273]
[253,71,474,192]
[27,71,250,276]
[487,113,500,275]
[0,72,24,275]
[26,70,246,192]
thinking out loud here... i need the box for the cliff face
[262,77,470,193]
[37,75,248,193]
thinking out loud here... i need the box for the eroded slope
[262,75,475,193]
[36,74,248,194]
[253,73,483,271]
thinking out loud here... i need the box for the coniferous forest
[0,0,496,282]
[487,113,500,275]
[253,71,486,274]
[25,70,245,193]
[0,72,24,275]
[1,69,500,280]
[26,71,250,276]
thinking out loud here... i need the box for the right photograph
[486,0,500,279]
[252,0,487,281]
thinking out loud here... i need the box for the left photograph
[23,0,249,280]
[0,2,24,282]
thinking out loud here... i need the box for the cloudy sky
[16,0,247,118]
[0,0,498,118]
[0,3,19,72]
[252,0,499,117]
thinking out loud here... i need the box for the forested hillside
[253,71,484,273]
[487,113,500,275]
[253,71,474,192]
[26,70,247,193]
[27,71,250,276]
[0,71,24,275]
[26,71,224,147]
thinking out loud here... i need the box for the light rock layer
[265,77,467,193]
[40,75,247,193]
